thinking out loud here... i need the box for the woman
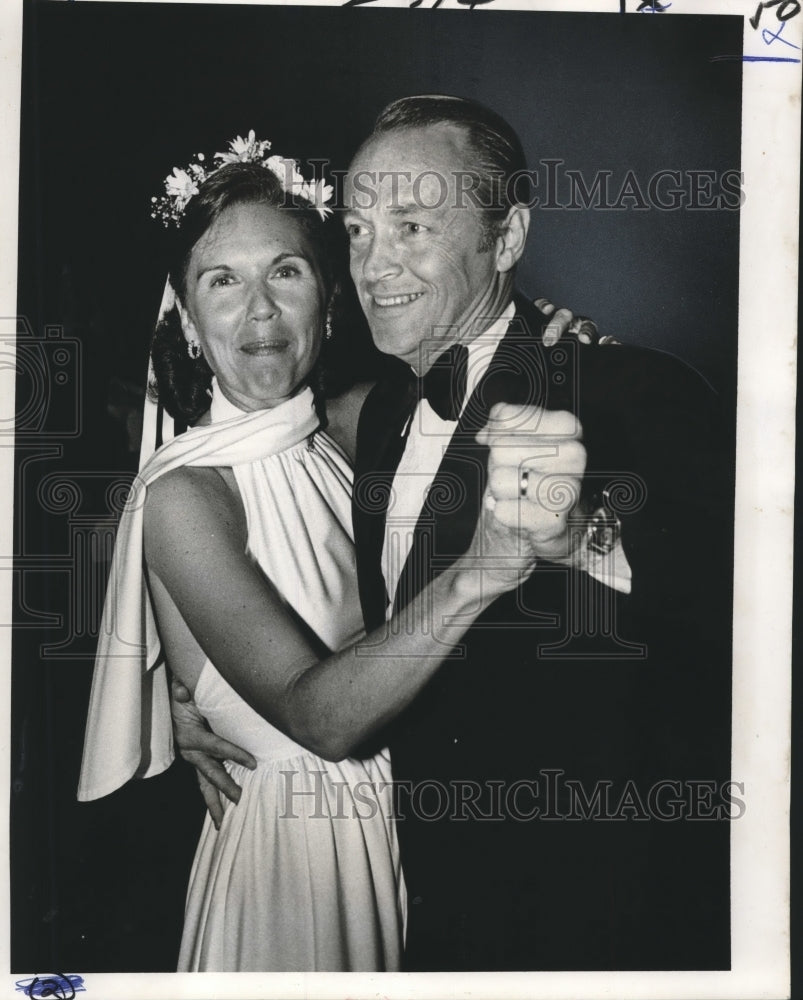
[78,138,562,973]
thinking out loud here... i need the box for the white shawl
[77,388,319,801]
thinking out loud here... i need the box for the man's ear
[495,204,530,274]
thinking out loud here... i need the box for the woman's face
[178,201,327,411]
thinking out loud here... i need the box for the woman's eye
[274,265,300,279]
[210,274,235,288]
[346,223,367,239]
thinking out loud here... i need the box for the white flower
[164,167,199,208]
[265,155,307,195]
[152,133,334,227]
[291,177,335,219]
[231,130,257,156]
[308,178,335,218]
[215,129,272,165]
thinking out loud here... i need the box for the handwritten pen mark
[14,974,86,1000]
[342,0,497,7]
[759,17,802,47]
[751,0,801,30]
[711,53,801,61]
[763,23,801,46]
[621,1,670,12]
[715,1,801,64]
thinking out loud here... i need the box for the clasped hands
[468,403,587,595]
[463,298,595,593]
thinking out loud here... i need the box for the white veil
[138,279,178,470]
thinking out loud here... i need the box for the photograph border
[0,2,797,998]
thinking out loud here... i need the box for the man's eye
[403,222,426,235]
[346,223,367,239]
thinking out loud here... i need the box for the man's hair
[370,94,528,250]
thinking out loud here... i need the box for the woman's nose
[248,283,279,321]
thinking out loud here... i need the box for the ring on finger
[568,316,599,344]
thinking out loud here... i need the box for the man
[178,96,733,971]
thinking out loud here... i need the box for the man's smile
[371,292,426,308]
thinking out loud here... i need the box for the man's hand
[475,404,587,585]
[535,297,620,347]
[171,677,257,829]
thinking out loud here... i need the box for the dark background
[13,1,742,973]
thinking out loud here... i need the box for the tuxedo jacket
[352,295,734,972]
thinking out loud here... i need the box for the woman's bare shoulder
[145,464,230,509]
[144,465,246,554]
[325,381,375,463]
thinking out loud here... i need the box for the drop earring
[187,340,202,359]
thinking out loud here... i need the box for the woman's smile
[239,338,291,356]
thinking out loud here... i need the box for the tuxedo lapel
[352,367,417,631]
[392,295,561,613]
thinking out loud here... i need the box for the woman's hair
[150,161,342,424]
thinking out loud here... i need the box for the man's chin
[366,317,423,362]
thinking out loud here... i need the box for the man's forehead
[344,124,478,209]
[347,124,473,180]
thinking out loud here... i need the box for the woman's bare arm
[144,464,507,762]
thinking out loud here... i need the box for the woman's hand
[535,297,620,347]
[171,677,256,828]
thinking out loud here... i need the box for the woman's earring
[187,339,202,359]
[325,315,333,341]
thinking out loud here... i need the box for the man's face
[343,125,508,372]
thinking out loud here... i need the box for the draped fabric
[77,388,319,801]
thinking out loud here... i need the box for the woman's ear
[495,204,531,274]
[176,298,197,345]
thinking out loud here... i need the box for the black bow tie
[419,343,469,422]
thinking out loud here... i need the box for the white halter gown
[174,389,405,971]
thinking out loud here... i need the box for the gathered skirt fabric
[178,734,405,971]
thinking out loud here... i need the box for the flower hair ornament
[150,129,334,225]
